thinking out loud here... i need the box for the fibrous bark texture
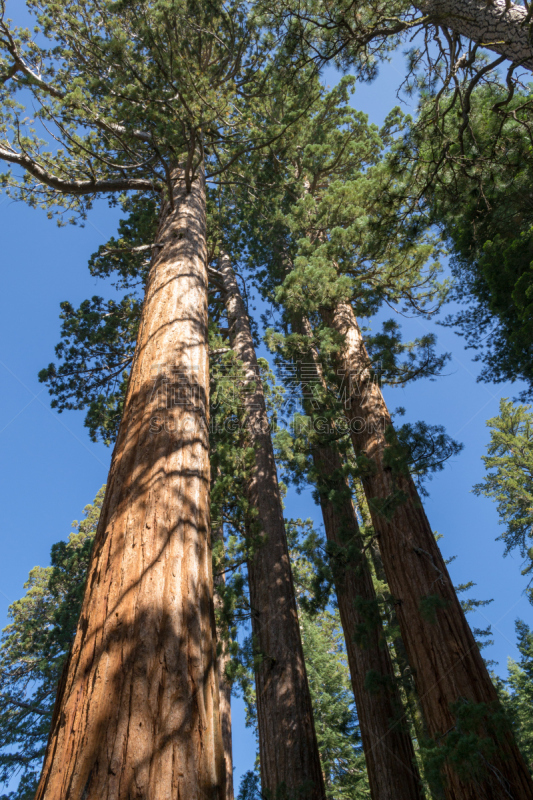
[218,254,325,800]
[217,646,234,800]
[212,524,235,800]
[294,319,423,800]
[327,301,533,800]
[367,535,430,750]
[418,0,533,70]
[35,167,225,800]
[313,448,424,800]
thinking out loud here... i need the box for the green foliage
[473,398,533,603]
[418,593,449,625]
[0,488,104,799]
[383,420,463,497]
[499,620,533,773]
[420,699,511,795]
[365,319,450,386]
[38,295,138,444]
[398,84,533,396]
[300,608,370,799]
[88,195,158,289]
[0,0,300,219]
[38,195,157,443]
[237,770,262,800]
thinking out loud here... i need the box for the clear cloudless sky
[0,4,531,793]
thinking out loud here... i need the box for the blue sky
[0,8,531,794]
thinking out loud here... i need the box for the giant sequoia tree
[0,2,327,798]
[229,77,533,797]
[210,253,325,798]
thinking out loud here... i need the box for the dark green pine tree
[299,607,370,800]
[391,83,533,397]
[38,196,157,444]
[473,398,533,603]
[499,620,533,775]
[0,489,105,800]
[235,604,372,800]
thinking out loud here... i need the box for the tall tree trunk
[293,318,423,800]
[357,484,430,747]
[416,0,533,70]
[367,537,429,741]
[212,522,235,800]
[360,489,438,797]
[35,167,225,800]
[217,254,326,800]
[325,300,533,800]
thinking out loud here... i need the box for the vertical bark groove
[218,254,326,800]
[325,300,533,800]
[35,167,225,800]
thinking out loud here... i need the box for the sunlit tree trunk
[212,523,235,800]
[35,167,225,800]
[293,318,423,800]
[418,0,533,70]
[218,254,326,800]
[325,300,533,800]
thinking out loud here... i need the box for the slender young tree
[212,522,235,800]
[0,3,313,796]
[499,620,533,774]
[0,490,105,799]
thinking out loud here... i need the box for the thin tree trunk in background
[294,318,423,800]
[35,167,225,800]
[326,300,533,800]
[417,0,533,70]
[212,523,235,800]
[218,254,326,800]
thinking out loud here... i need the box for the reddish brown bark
[312,446,424,800]
[326,301,533,800]
[217,652,234,800]
[35,167,225,800]
[212,523,235,800]
[294,319,423,800]
[218,254,326,800]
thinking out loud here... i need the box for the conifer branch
[0,145,159,195]
[0,691,48,717]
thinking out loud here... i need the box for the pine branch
[0,691,48,717]
[0,145,158,195]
